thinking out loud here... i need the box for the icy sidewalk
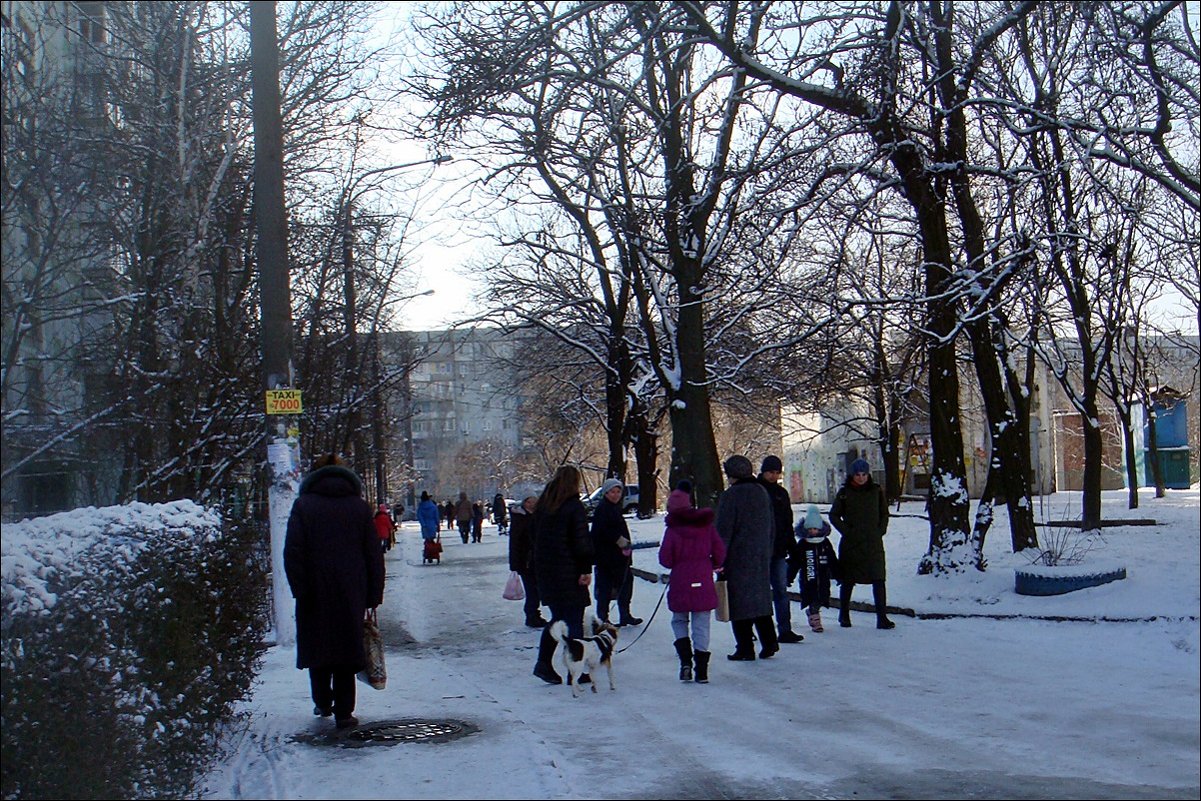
[203,497,1199,800]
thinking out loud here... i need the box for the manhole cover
[345,718,478,746]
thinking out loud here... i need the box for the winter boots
[693,651,710,683]
[808,610,824,633]
[839,583,854,627]
[674,638,693,682]
[533,626,563,684]
[873,581,896,629]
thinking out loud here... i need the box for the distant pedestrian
[417,492,441,541]
[830,458,894,630]
[471,501,484,542]
[493,492,509,535]
[509,496,548,627]
[715,455,778,661]
[391,502,405,525]
[789,504,839,633]
[455,492,473,544]
[373,504,396,552]
[284,453,385,730]
[443,500,455,532]
[658,481,726,683]
[531,466,594,685]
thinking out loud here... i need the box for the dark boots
[673,637,693,681]
[754,616,779,659]
[728,620,756,660]
[693,651,711,683]
[874,581,896,629]
[839,582,854,627]
[532,626,562,684]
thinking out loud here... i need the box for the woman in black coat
[829,457,893,630]
[531,465,594,684]
[509,496,546,627]
[284,453,385,729]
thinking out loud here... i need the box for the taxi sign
[265,389,303,415]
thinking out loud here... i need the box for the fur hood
[665,505,715,529]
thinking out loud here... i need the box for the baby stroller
[423,536,443,565]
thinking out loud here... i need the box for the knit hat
[666,489,693,513]
[803,504,823,531]
[676,479,693,494]
[601,478,624,496]
[850,458,871,475]
[723,455,754,479]
[760,455,783,473]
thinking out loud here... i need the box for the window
[77,2,106,44]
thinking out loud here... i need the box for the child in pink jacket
[658,481,726,684]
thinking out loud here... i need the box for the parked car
[582,484,640,515]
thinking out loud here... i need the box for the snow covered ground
[202,487,1200,800]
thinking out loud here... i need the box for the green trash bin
[1144,447,1191,489]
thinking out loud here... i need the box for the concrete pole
[250,0,297,645]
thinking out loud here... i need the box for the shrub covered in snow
[1,501,269,799]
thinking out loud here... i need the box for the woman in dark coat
[284,453,385,729]
[829,458,893,629]
[715,455,779,661]
[591,478,633,624]
[508,496,546,627]
[531,465,595,684]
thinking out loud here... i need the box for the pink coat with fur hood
[658,490,727,613]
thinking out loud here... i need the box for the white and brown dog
[549,616,619,697]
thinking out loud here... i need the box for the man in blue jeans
[759,456,803,643]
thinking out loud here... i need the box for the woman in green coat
[829,458,895,629]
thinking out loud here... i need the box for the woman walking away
[715,455,779,661]
[509,496,547,627]
[531,466,595,685]
[829,458,893,629]
[284,453,385,730]
[658,481,726,683]
[373,504,395,552]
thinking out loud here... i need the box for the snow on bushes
[1,501,269,799]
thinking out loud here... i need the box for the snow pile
[2,501,268,800]
[1,500,220,616]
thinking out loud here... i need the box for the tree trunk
[1147,405,1165,498]
[1117,405,1139,510]
[604,338,628,480]
[628,402,659,518]
[967,320,1039,553]
[667,265,721,509]
[1079,398,1104,531]
[969,467,998,572]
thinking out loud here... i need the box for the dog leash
[615,581,667,653]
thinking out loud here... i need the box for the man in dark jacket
[759,455,803,643]
[284,453,385,730]
[715,455,779,661]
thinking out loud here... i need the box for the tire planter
[1014,565,1127,596]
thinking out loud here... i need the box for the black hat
[761,455,783,473]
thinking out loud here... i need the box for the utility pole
[250,0,298,646]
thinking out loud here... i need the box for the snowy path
[204,510,1200,800]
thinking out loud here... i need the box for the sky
[198,485,1200,800]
